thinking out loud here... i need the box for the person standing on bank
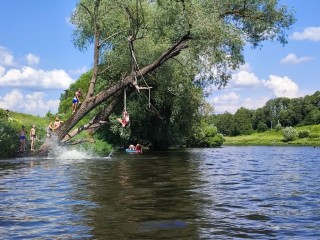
[30,124,36,151]
[19,125,27,152]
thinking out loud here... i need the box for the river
[0,146,319,239]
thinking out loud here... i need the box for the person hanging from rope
[117,110,130,128]
[72,88,82,114]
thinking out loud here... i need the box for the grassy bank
[1,109,113,157]
[224,125,320,146]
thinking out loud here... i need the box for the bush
[0,121,20,158]
[282,126,298,142]
[189,124,224,147]
[298,130,310,138]
[256,122,268,132]
[207,133,225,147]
[275,123,282,131]
[81,139,113,156]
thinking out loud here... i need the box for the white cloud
[0,89,23,109]
[211,92,240,113]
[0,66,74,90]
[263,75,299,98]
[281,53,312,64]
[242,97,270,110]
[25,53,40,66]
[210,92,269,114]
[0,46,14,66]
[231,70,260,87]
[290,27,320,41]
[0,89,60,116]
[68,66,88,76]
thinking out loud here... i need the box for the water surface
[0,146,319,239]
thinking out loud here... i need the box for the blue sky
[0,1,319,116]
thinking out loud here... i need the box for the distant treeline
[212,91,320,136]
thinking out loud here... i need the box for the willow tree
[37,0,295,155]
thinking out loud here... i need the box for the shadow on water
[1,146,320,239]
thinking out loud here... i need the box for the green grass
[2,109,114,156]
[224,125,320,146]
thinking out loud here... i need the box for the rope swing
[124,88,127,112]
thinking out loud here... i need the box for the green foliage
[234,107,254,135]
[282,126,298,142]
[59,71,91,116]
[0,108,55,158]
[275,123,282,131]
[224,124,320,146]
[189,123,225,147]
[80,139,113,156]
[215,112,235,136]
[256,121,268,132]
[298,130,310,138]
[215,91,320,137]
[71,0,295,89]
[308,133,319,139]
[62,0,295,149]
[0,121,20,158]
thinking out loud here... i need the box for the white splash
[45,139,94,160]
[56,149,92,160]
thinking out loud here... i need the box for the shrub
[282,126,298,142]
[298,130,310,138]
[189,124,224,147]
[275,123,282,131]
[207,133,225,147]
[0,121,20,158]
[256,122,268,132]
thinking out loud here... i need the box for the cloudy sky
[208,0,320,113]
[0,1,319,116]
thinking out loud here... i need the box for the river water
[0,146,319,239]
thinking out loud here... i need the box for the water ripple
[0,146,319,239]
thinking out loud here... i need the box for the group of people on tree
[8,87,133,154]
[72,88,130,128]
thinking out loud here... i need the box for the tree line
[212,91,320,136]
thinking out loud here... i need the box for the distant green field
[224,125,320,146]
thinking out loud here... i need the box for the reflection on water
[0,146,320,239]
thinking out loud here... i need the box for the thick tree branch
[62,89,125,143]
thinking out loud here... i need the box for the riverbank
[224,125,320,146]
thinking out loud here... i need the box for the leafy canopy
[71,0,295,89]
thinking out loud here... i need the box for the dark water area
[0,146,319,239]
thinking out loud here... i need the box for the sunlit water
[0,146,319,239]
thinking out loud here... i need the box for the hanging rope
[124,88,127,112]
[127,37,163,120]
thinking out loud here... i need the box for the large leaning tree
[36,0,295,155]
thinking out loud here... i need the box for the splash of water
[56,149,92,160]
[45,137,95,160]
